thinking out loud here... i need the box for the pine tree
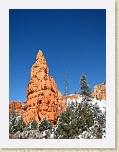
[78,122,104,139]
[9,106,17,135]
[37,118,53,133]
[54,107,79,139]
[9,108,25,135]
[68,100,78,112]
[24,119,37,131]
[80,99,106,128]
[54,97,106,139]
[64,70,70,96]
[16,110,25,132]
[54,101,93,139]
[79,74,91,97]
[76,102,93,129]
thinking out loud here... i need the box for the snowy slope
[66,95,106,113]
[90,99,106,114]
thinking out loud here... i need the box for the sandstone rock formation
[9,101,22,116]
[22,50,66,125]
[92,81,106,100]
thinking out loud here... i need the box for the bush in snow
[11,129,53,139]
[67,99,78,112]
[9,107,25,135]
[24,119,37,131]
[89,102,105,128]
[78,121,105,139]
[37,118,53,133]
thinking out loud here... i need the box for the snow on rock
[66,95,83,106]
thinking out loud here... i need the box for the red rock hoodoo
[21,50,66,125]
[92,81,106,100]
[9,101,22,116]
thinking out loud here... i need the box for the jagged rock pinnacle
[21,50,66,125]
[36,50,44,61]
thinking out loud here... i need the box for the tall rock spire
[30,50,49,81]
[22,50,66,125]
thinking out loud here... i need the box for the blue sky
[9,9,106,104]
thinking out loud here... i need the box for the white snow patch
[66,97,106,114]
[91,99,106,113]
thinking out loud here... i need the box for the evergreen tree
[24,119,37,131]
[90,122,103,139]
[37,118,53,132]
[87,101,106,127]
[54,107,79,139]
[68,100,78,112]
[78,122,104,139]
[80,99,106,128]
[9,106,17,135]
[79,74,91,97]
[54,98,106,139]
[16,110,25,132]
[9,108,25,135]
[76,102,93,129]
[54,101,93,139]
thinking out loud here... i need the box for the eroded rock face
[92,81,106,100]
[9,101,22,116]
[22,50,66,125]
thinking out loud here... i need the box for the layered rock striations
[22,50,66,125]
[92,81,106,100]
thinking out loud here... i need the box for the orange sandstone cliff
[92,81,106,100]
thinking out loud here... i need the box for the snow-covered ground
[90,99,106,114]
[66,96,106,114]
